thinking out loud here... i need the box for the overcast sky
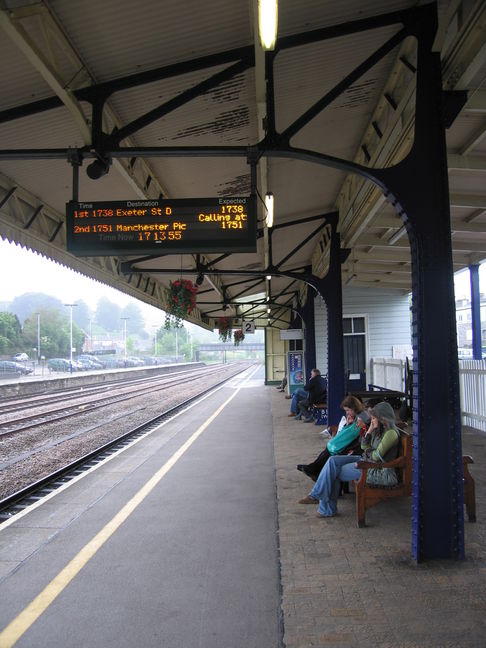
[0,237,166,329]
[0,237,484,322]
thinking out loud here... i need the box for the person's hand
[366,417,377,436]
[345,412,355,425]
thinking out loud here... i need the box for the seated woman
[298,401,400,518]
[297,395,370,481]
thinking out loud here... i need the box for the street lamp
[64,303,77,373]
[121,317,130,366]
[36,312,40,362]
[152,325,159,358]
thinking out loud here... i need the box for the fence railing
[371,357,486,433]
[459,359,486,432]
[370,358,406,393]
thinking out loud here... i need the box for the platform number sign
[242,321,255,334]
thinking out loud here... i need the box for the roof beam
[0,6,90,142]
[448,153,486,170]
[450,193,486,209]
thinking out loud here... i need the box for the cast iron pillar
[314,212,345,426]
[298,293,316,380]
[377,5,464,560]
[469,264,482,361]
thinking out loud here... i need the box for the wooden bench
[353,431,476,527]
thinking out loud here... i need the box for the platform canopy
[0,0,485,330]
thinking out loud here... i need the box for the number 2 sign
[242,320,255,334]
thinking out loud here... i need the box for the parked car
[12,352,29,362]
[102,357,126,369]
[0,360,33,375]
[126,356,145,367]
[47,358,72,372]
[76,356,104,370]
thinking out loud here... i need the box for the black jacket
[304,375,327,404]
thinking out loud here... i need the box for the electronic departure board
[66,196,257,256]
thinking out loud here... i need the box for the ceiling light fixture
[196,273,204,286]
[258,0,278,51]
[265,192,274,228]
[266,274,272,281]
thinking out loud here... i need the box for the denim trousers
[309,454,362,516]
[290,388,307,414]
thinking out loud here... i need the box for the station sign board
[66,196,257,256]
[242,320,255,334]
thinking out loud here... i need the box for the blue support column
[470,264,482,360]
[314,213,345,426]
[374,6,464,560]
[298,294,316,380]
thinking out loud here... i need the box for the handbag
[366,466,398,487]
[326,420,360,455]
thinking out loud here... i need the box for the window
[343,316,365,334]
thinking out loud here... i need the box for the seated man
[276,374,287,392]
[288,368,327,420]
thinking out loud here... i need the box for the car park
[12,353,29,362]
[76,357,101,370]
[47,358,72,372]
[0,360,33,375]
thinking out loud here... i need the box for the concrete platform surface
[272,388,486,648]
[1,372,485,647]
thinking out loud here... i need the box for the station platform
[0,367,485,647]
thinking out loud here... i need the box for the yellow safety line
[0,377,250,648]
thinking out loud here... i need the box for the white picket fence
[371,357,486,432]
[459,360,486,432]
[370,358,406,393]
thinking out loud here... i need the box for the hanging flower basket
[218,316,233,342]
[234,329,245,347]
[165,279,198,329]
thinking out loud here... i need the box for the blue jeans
[309,455,362,516]
[290,388,307,414]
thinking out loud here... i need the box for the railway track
[0,364,231,436]
[0,362,254,522]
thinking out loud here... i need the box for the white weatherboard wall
[314,286,412,378]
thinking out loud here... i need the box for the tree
[22,308,84,358]
[95,297,122,332]
[121,302,146,336]
[9,292,64,325]
[72,300,92,331]
[0,312,22,354]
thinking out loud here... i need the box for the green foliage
[22,308,85,358]
[121,302,145,335]
[0,312,22,353]
[10,292,64,325]
[96,297,122,332]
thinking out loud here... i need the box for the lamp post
[121,317,130,366]
[64,303,77,373]
[175,328,178,363]
[152,325,159,358]
[36,312,40,363]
